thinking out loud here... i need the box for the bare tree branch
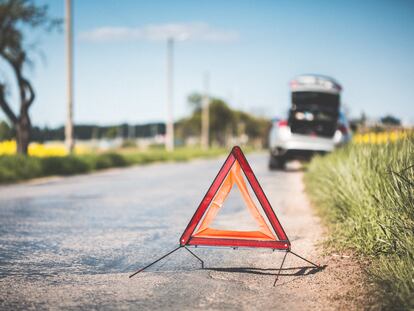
[0,84,17,124]
[21,78,35,108]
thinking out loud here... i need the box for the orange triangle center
[192,161,276,241]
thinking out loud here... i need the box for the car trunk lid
[288,91,340,138]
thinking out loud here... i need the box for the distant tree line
[1,106,405,146]
[0,94,271,147]
[0,121,165,142]
[349,112,402,132]
[175,93,271,147]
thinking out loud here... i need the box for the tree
[380,115,401,126]
[0,0,59,154]
[0,120,12,140]
[209,98,235,146]
[104,127,118,139]
[178,93,270,147]
[187,92,202,113]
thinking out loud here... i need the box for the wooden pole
[201,72,210,149]
[65,0,74,152]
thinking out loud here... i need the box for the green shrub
[305,136,414,309]
[121,139,137,148]
[91,153,127,170]
[41,156,90,175]
[0,155,42,182]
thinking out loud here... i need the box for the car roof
[290,74,342,94]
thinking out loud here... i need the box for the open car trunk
[288,91,340,138]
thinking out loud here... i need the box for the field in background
[352,129,409,144]
[0,147,226,183]
[305,136,413,309]
[0,140,89,157]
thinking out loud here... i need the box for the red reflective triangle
[179,146,290,250]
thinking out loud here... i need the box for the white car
[269,74,351,170]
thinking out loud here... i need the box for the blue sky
[2,0,414,126]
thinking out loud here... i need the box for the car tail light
[338,124,348,135]
[290,81,298,88]
[277,120,288,127]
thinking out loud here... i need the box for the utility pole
[201,72,210,150]
[165,38,174,151]
[65,0,74,152]
[128,124,135,140]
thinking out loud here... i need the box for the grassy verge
[304,136,414,309]
[0,147,226,184]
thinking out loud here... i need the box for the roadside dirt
[208,168,378,311]
[282,172,375,311]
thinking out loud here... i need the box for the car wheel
[269,155,286,170]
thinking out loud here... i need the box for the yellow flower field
[353,130,410,144]
[0,140,89,157]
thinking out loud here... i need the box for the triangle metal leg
[289,250,320,268]
[273,250,288,286]
[129,246,183,278]
[273,250,321,286]
[184,247,205,269]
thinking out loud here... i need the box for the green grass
[0,147,227,183]
[304,137,414,310]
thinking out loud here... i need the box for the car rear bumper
[281,137,335,151]
[270,147,328,160]
[286,149,327,160]
[270,135,335,160]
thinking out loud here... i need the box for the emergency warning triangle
[180,146,290,250]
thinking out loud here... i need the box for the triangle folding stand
[130,146,321,286]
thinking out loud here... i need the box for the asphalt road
[0,153,357,310]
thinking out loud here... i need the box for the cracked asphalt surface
[0,153,366,310]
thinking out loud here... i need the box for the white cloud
[79,22,239,43]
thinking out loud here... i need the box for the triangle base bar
[186,237,290,249]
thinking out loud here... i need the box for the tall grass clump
[305,136,414,309]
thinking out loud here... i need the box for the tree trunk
[16,112,30,155]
